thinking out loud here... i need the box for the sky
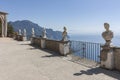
[1,0,120,35]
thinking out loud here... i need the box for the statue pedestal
[17,35,23,41]
[100,46,114,70]
[31,37,34,44]
[23,37,27,41]
[41,38,46,49]
[59,41,70,56]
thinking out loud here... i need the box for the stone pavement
[0,38,120,80]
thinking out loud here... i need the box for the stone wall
[100,46,120,71]
[15,35,23,41]
[114,47,120,71]
[46,40,60,53]
[31,37,70,56]
[31,37,41,47]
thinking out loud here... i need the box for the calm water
[69,34,120,47]
[69,34,120,62]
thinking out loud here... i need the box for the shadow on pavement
[74,67,120,80]
[28,44,61,57]
[41,50,60,58]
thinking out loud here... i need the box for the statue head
[102,23,114,47]
[62,26,68,41]
[63,26,67,31]
[104,23,109,31]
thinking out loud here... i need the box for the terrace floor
[0,38,120,80]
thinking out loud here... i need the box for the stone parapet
[100,46,114,70]
[113,47,120,71]
[31,37,41,47]
[31,37,70,56]
[100,46,120,71]
[14,35,23,41]
[14,35,27,41]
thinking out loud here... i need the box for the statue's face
[104,24,109,31]
[64,27,66,31]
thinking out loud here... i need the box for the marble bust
[102,23,113,46]
[62,27,68,41]
[18,29,22,35]
[23,29,26,37]
[42,27,47,38]
[32,28,35,37]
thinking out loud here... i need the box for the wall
[31,37,70,55]
[114,47,120,71]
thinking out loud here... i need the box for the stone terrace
[0,38,120,80]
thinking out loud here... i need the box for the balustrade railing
[70,41,101,62]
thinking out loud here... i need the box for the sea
[69,34,120,62]
[69,34,120,47]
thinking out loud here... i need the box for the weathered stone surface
[32,28,35,37]
[18,29,22,35]
[114,48,120,71]
[31,37,70,55]
[23,29,26,37]
[100,23,114,70]
[100,49,108,61]
[100,47,114,70]
[46,39,60,53]
[62,27,68,41]
[102,23,113,46]
[31,37,41,47]
[17,35,23,41]
[0,11,8,37]
[42,28,47,38]
[59,42,70,55]
[41,39,46,48]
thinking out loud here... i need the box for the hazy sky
[1,0,120,35]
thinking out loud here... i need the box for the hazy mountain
[9,20,63,40]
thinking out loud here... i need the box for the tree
[7,22,14,37]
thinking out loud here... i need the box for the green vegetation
[7,22,14,37]
[0,21,14,37]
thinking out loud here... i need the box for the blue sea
[69,34,120,47]
[69,34,120,62]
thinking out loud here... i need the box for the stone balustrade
[100,23,120,71]
[14,35,23,41]
[31,37,70,56]
[113,47,120,71]
[31,37,41,46]
[13,25,120,72]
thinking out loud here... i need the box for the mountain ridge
[9,20,63,40]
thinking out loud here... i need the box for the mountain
[9,20,63,40]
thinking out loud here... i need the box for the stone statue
[100,23,114,69]
[32,28,35,37]
[23,29,26,37]
[18,29,22,35]
[62,27,68,41]
[42,27,47,38]
[22,29,27,41]
[102,23,113,47]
